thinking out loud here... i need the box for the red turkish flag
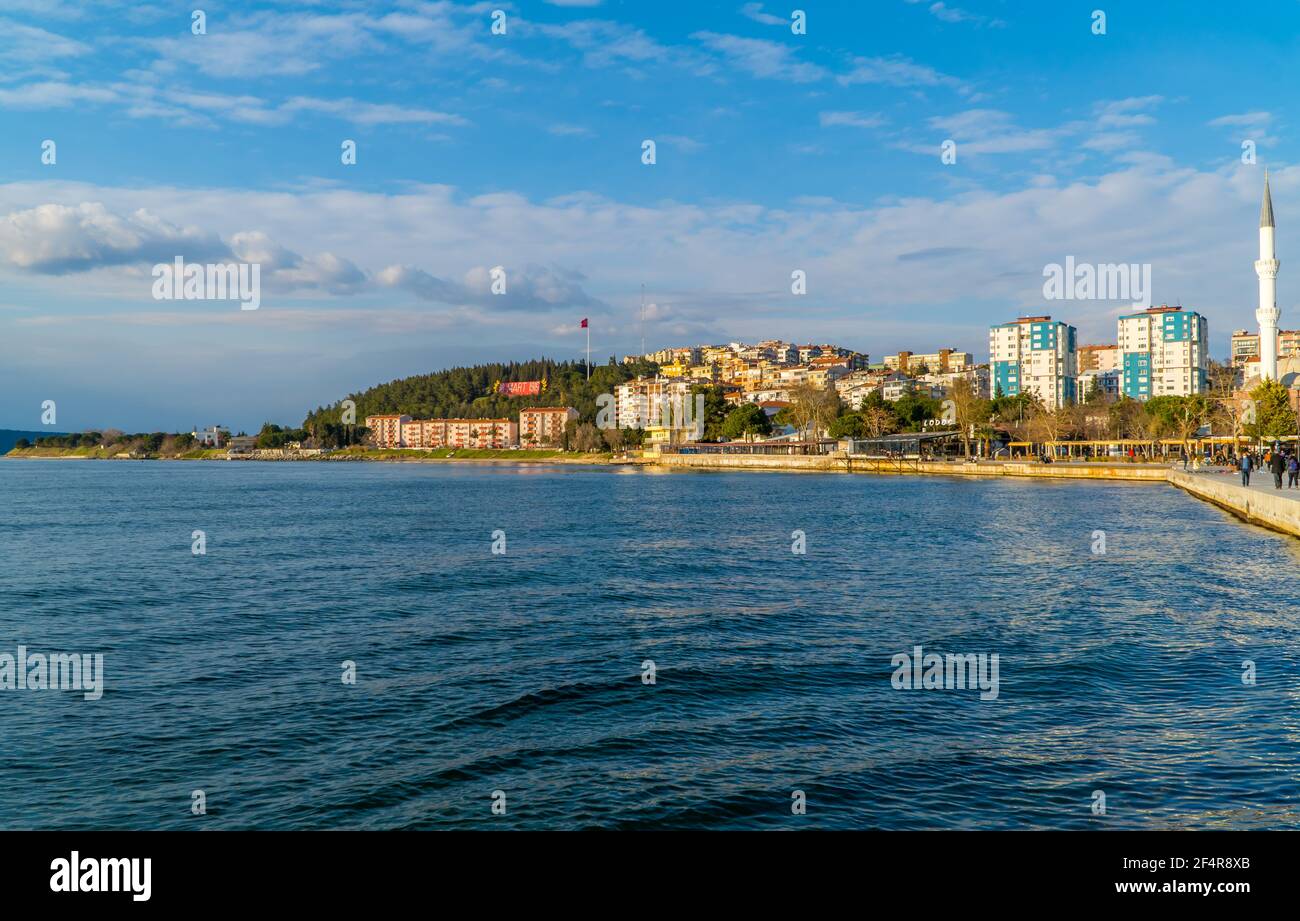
[580,318,588,328]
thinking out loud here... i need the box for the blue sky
[1,0,1297,431]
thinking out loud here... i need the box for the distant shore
[3,446,621,465]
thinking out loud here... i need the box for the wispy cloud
[903,0,1006,28]
[0,79,466,128]
[740,3,788,26]
[837,54,970,94]
[548,123,595,137]
[691,31,827,83]
[819,111,886,129]
[378,263,608,313]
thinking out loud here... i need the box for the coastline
[9,447,1300,539]
[3,447,618,465]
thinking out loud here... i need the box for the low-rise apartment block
[883,349,972,374]
[1078,344,1121,373]
[366,414,411,448]
[367,414,518,449]
[520,407,578,446]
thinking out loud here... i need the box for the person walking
[1289,453,1299,489]
[1269,448,1285,489]
[1240,452,1252,486]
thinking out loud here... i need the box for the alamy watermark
[890,644,999,700]
[0,645,103,700]
[1042,256,1150,306]
[50,852,150,901]
[595,392,705,435]
[152,257,261,310]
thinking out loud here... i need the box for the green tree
[1146,394,1210,454]
[1247,379,1297,441]
[691,384,732,441]
[892,392,941,431]
[722,403,773,440]
[828,413,864,438]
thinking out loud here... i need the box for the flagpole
[586,322,591,380]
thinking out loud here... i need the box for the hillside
[0,430,65,453]
[302,357,659,430]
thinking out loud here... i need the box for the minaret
[1255,170,1280,380]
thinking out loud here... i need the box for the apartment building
[368,414,517,449]
[366,414,411,448]
[1077,344,1122,373]
[882,349,972,374]
[614,377,702,440]
[1078,368,1121,402]
[988,316,1079,409]
[1116,305,1208,399]
[519,407,578,446]
[445,419,517,449]
[920,364,991,399]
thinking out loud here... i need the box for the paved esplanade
[1185,465,1300,503]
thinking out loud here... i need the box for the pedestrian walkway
[1184,465,1300,503]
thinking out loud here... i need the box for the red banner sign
[496,380,544,397]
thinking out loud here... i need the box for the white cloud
[922,109,1068,154]
[819,111,886,129]
[280,97,467,127]
[548,123,595,137]
[0,203,224,273]
[1,162,1290,352]
[1208,111,1275,146]
[837,54,969,93]
[904,0,1006,28]
[0,79,466,129]
[691,31,827,83]
[740,3,787,26]
[378,262,607,312]
[0,20,89,63]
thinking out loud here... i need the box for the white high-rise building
[988,316,1078,409]
[1116,305,1209,399]
[1255,171,1280,381]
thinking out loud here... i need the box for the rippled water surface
[2,459,1299,829]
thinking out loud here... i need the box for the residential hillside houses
[621,339,987,415]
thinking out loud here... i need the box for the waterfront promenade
[1168,466,1300,538]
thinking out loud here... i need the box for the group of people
[1237,446,1300,490]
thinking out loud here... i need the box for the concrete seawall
[1167,471,1300,537]
[643,452,845,472]
[647,452,1170,482]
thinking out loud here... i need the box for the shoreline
[8,448,1299,538]
[3,447,619,466]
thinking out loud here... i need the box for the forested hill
[0,430,64,453]
[302,357,659,429]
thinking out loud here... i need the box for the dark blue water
[2,459,1299,830]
